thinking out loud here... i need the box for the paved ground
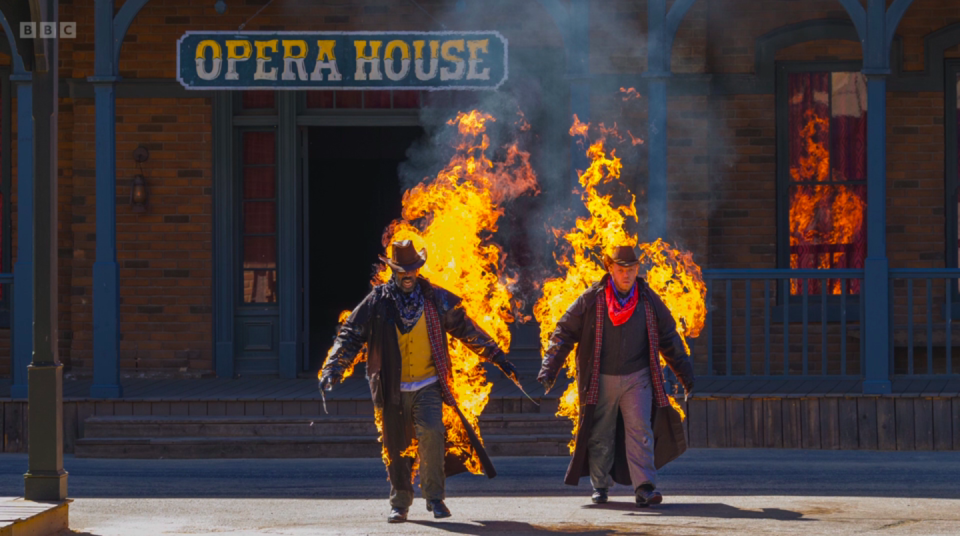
[0,449,955,534]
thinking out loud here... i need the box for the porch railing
[699,268,960,383]
[888,268,960,378]
[699,269,865,379]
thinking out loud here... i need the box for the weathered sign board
[177,31,508,90]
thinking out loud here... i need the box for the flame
[789,109,865,294]
[534,118,704,453]
[620,86,641,102]
[372,110,537,475]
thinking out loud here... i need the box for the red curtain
[787,72,867,295]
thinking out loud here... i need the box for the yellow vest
[396,314,437,383]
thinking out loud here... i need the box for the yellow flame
[534,117,703,452]
[374,110,537,474]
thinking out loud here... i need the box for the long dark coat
[323,277,504,484]
[539,275,694,486]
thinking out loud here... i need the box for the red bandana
[604,280,639,326]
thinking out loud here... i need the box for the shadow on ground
[410,520,621,535]
[584,501,811,521]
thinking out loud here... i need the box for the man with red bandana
[537,245,694,507]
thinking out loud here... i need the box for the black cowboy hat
[603,245,640,267]
[379,240,427,273]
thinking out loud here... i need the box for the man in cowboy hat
[320,240,519,523]
[536,245,695,507]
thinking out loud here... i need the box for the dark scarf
[605,279,638,327]
[387,278,425,334]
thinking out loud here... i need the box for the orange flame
[372,110,538,474]
[789,109,865,294]
[620,87,641,102]
[534,118,704,453]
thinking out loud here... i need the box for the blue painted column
[645,0,696,242]
[862,72,891,394]
[645,0,668,241]
[836,0,913,394]
[278,92,297,379]
[10,75,32,399]
[645,75,668,241]
[90,0,122,397]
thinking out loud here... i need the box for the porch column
[24,0,67,501]
[537,0,591,188]
[645,0,696,241]
[278,92,297,378]
[90,0,122,397]
[836,0,914,394]
[10,74,32,399]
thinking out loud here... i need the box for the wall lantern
[131,146,149,213]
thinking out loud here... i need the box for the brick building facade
[1,0,959,382]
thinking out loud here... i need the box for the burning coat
[539,275,694,486]
[323,277,503,480]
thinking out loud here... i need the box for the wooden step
[73,433,573,458]
[82,414,573,439]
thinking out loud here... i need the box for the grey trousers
[588,369,657,490]
[390,382,446,508]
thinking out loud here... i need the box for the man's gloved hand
[491,353,519,381]
[677,374,694,395]
[537,370,557,395]
[318,370,341,392]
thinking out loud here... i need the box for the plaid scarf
[604,280,639,326]
[387,279,424,334]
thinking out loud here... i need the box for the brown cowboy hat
[602,245,640,268]
[378,240,427,272]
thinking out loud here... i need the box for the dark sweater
[598,299,650,376]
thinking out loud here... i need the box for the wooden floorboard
[158,380,226,400]
[63,380,93,398]
[130,380,183,398]
[270,381,315,400]
[210,378,266,400]
[942,379,960,396]
[195,379,259,400]
[922,379,949,397]
[903,379,931,395]
[114,379,159,398]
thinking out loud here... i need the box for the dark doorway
[306,125,424,371]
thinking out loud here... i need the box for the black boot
[426,499,451,518]
[387,507,408,523]
[591,488,608,504]
[635,483,663,507]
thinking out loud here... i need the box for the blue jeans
[587,368,657,490]
[390,382,445,508]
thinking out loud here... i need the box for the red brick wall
[65,98,213,373]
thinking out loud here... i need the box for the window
[240,129,278,304]
[778,66,867,296]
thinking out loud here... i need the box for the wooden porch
[0,375,953,457]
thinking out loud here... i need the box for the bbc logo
[20,22,76,39]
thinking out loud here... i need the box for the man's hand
[318,370,341,392]
[677,374,694,395]
[537,370,556,395]
[491,353,519,381]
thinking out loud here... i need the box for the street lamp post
[24,0,67,501]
